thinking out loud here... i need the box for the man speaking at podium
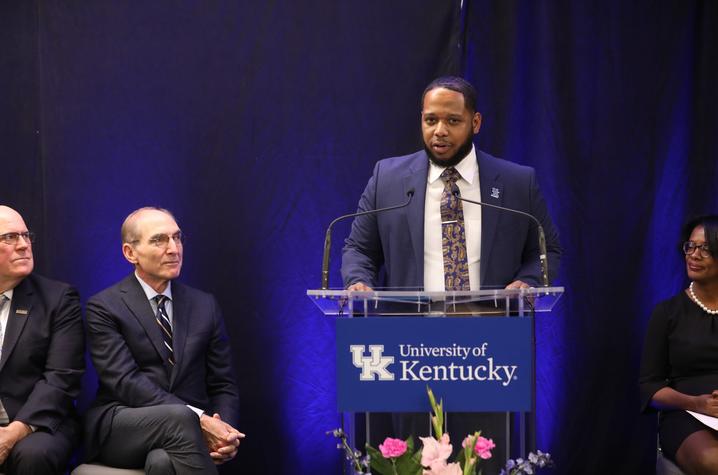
[340,76,562,468]
[342,76,561,292]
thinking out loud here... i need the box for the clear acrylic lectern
[307,287,564,471]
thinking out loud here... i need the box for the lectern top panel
[306,287,564,317]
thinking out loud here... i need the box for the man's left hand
[0,421,32,464]
[210,443,238,465]
[505,280,530,290]
[200,413,244,465]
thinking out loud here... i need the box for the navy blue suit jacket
[0,274,84,433]
[83,274,239,461]
[341,149,562,288]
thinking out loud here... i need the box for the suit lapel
[168,282,188,387]
[0,278,34,372]
[405,153,429,287]
[119,275,174,376]
[478,152,504,285]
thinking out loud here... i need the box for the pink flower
[423,462,462,475]
[379,437,408,459]
[420,433,452,467]
[473,436,495,460]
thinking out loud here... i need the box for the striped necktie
[440,167,470,290]
[154,295,175,366]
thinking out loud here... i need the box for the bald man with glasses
[0,205,84,474]
[83,207,243,474]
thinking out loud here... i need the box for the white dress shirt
[424,146,482,291]
[0,289,13,424]
[134,273,204,418]
[135,272,173,326]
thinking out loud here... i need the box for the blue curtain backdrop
[1,1,717,473]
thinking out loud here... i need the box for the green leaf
[426,386,445,438]
[366,445,394,475]
[427,385,437,408]
[460,432,481,475]
[395,452,422,475]
[456,447,466,465]
[405,436,415,452]
[463,457,477,475]
[463,434,476,461]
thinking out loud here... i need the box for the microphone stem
[537,226,549,287]
[321,228,332,289]
[321,192,414,290]
[455,194,550,287]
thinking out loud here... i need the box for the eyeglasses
[683,241,713,258]
[0,231,35,246]
[132,232,186,249]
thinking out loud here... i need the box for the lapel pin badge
[491,187,500,199]
[15,308,29,316]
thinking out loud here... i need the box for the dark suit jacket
[341,149,562,288]
[83,274,240,461]
[0,274,84,433]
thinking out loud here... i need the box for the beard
[424,135,475,168]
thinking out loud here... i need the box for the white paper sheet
[687,410,718,430]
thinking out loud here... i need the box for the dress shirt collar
[0,289,13,324]
[134,272,173,302]
[1,289,13,302]
[427,145,478,185]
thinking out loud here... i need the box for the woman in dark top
[640,215,718,474]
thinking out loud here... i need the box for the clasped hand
[200,413,245,465]
[0,422,32,465]
[694,391,718,417]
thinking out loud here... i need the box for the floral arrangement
[500,451,553,475]
[330,387,553,475]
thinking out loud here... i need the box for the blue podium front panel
[336,317,532,412]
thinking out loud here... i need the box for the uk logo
[350,345,395,381]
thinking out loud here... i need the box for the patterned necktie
[440,167,470,290]
[0,295,8,361]
[154,295,175,366]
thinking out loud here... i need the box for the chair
[71,464,144,475]
[656,447,686,475]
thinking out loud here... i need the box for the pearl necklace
[689,282,718,315]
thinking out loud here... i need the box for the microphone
[321,188,415,289]
[451,185,549,287]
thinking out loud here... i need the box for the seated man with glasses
[0,205,84,474]
[82,206,244,474]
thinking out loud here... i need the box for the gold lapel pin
[15,309,29,316]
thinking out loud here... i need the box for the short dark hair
[680,215,718,256]
[421,76,478,113]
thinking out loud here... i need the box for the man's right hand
[200,413,245,464]
[693,391,718,417]
[347,282,373,291]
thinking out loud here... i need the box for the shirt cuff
[186,404,205,418]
